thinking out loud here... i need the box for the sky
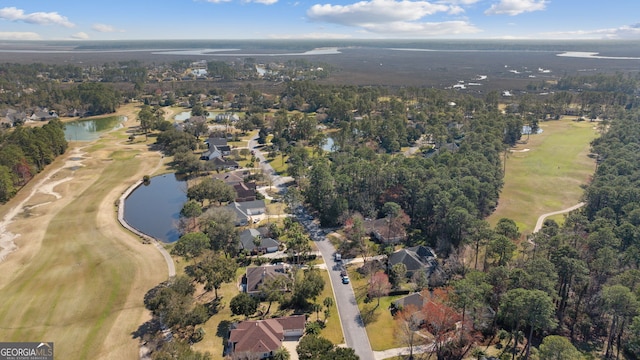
[1,0,640,41]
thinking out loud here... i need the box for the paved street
[249,134,375,359]
[309,225,375,360]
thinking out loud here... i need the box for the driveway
[281,338,300,360]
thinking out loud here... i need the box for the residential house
[388,245,438,279]
[244,264,290,296]
[1,109,27,127]
[228,315,305,359]
[200,148,222,161]
[239,228,279,254]
[212,171,247,186]
[205,137,231,155]
[234,182,257,202]
[390,292,428,321]
[66,109,85,117]
[396,291,427,308]
[209,157,240,171]
[365,218,407,244]
[29,108,58,121]
[226,200,266,226]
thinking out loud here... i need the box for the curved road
[533,202,585,233]
[249,134,375,360]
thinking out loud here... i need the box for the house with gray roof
[226,200,266,226]
[388,245,438,278]
[239,228,279,254]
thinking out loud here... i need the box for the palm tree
[273,346,290,360]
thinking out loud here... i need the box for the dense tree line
[284,86,507,254]
[0,119,67,202]
[0,63,121,114]
[426,105,640,359]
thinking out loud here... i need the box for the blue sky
[1,0,640,41]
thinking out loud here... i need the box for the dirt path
[533,202,586,233]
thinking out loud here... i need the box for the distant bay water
[2,39,640,58]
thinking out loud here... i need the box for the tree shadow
[360,303,380,326]
[131,317,162,340]
[216,319,232,339]
[207,297,223,316]
[217,319,233,356]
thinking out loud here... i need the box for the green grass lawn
[318,270,344,344]
[348,267,406,351]
[267,155,289,175]
[487,117,598,234]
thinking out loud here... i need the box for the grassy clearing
[487,118,598,234]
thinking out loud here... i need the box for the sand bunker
[510,148,531,152]
[0,147,86,262]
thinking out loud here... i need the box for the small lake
[123,174,187,243]
[64,116,125,141]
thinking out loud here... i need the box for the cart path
[533,202,585,233]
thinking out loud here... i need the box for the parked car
[340,267,347,277]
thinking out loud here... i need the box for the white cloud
[0,7,74,27]
[70,32,89,40]
[247,0,279,4]
[308,0,453,26]
[361,20,480,36]
[440,0,480,4]
[92,23,124,33]
[203,0,232,3]
[307,0,479,36]
[542,24,640,40]
[485,0,547,16]
[0,31,41,40]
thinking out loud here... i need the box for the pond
[64,116,125,141]
[322,137,336,152]
[174,111,217,122]
[123,174,187,243]
[522,125,543,135]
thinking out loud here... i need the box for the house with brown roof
[234,181,257,202]
[365,218,408,244]
[244,264,290,296]
[212,170,247,186]
[228,315,305,359]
